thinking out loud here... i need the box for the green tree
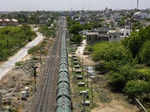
[70,34,82,43]
[122,31,141,58]
[69,23,83,34]
[109,72,126,90]
[0,26,36,61]
[122,26,150,60]
[139,41,150,65]
[92,42,129,62]
[108,64,138,91]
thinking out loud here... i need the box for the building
[108,30,121,41]
[134,11,150,19]
[0,18,19,26]
[108,28,131,41]
[120,28,131,38]
[86,32,99,42]
[11,19,19,25]
[86,32,108,43]
[39,15,49,24]
[0,19,3,25]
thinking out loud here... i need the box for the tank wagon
[56,30,72,112]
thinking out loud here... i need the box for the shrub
[108,64,139,91]
[104,60,125,72]
[95,60,109,73]
[136,68,150,81]
[124,80,150,97]
[70,34,83,43]
[15,61,24,67]
[109,72,126,91]
[39,25,55,38]
[28,45,40,54]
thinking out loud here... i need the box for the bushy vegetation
[67,20,83,43]
[92,42,129,62]
[70,34,83,43]
[67,16,101,43]
[89,26,150,103]
[39,25,55,38]
[139,41,150,65]
[67,16,103,44]
[69,22,83,34]
[122,26,150,62]
[28,45,41,55]
[28,39,48,55]
[0,25,36,61]
[124,80,150,97]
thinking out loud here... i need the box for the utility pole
[0,93,2,109]
[5,31,9,48]
[86,70,89,88]
[32,65,38,92]
[137,0,139,9]
[82,94,86,112]
[82,55,84,75]
[6,38,9,48]
[40,47,42,64]
[85,66,89,88]
[91,81,93,106]
[90,76,95,107]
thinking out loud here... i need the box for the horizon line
[0,7,149,12]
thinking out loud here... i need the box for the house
[0,19,2,25]
[39,15,50,24]
[0,18,19,26]
[3,19,11,26]
[120,28,131,38]
[108,28,131,41]
[93,27,109,34]
[108,30,121,41]
[86,32,99,42]
[11,19,19,25]
[86,31,108,43]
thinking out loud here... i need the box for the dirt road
[76,39,94,65]
[0,32,45,80]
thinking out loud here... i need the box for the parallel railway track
[31,17,66,112]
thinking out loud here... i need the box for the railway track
[31,17,66,112]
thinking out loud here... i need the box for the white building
[108,28,131,41]
[134,11,150,19]
[120,28,131,38]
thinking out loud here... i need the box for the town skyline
[0,0,150,11]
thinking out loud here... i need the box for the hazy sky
[0,0,150,11]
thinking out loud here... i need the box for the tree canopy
[0,25,36,61]
[122,26,150,62]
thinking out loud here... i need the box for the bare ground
[0,37,54,112]
[91,75,139,112]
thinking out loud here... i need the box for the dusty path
[76,40,94,65]
[0,32,45,80]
